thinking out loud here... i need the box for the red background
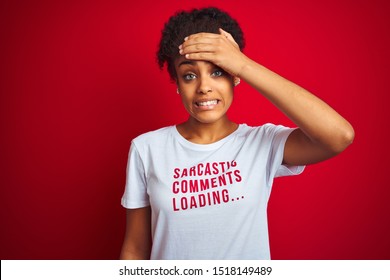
[1,0,389,259]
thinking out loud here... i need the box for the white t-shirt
[121,123,304,259]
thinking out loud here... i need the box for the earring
[234,78,241,87]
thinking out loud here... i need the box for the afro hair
[157,7,245,81]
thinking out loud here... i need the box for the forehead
[174,56,215,69]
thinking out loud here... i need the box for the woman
[120,7,354,260]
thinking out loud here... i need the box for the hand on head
[178,28,248,78]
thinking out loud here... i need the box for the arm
[239,59,355,165]
[179,29,355,165]
[119,206,152,260]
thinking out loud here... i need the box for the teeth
[197,100,218,106]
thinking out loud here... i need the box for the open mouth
[195,99,220,107]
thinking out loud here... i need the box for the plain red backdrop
[1,0,389,259]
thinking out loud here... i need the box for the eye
[183,73,196,81]
[212,69,224,77]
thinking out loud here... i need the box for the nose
[196,76,213,95]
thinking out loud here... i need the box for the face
[174,57,235,125]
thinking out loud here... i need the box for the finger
[181,36,223,48]
[219,28,231,39]
[184,52,235,76]
[181,36,222,50]
[180,43,217,55]
[219,28,239,49]
[183,52,216,61]
[184,32,221,42]
[179,42,218,56]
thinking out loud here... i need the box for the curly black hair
[157,7,245,81]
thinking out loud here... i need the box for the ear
[175,79,181,94]
[233,76,241,87]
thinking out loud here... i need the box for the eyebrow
[178,60,195,67]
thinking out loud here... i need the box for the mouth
[195,99,220,109]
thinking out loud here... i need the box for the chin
[192,114,225,125]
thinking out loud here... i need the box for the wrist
[235,55,255,79]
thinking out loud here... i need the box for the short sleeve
[267,125,305,186]
[121,142,150,209]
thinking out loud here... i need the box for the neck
[177,116,238,144]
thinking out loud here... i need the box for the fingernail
[178,44,182,49]
[184,37,188,41]
[179,49,183,54]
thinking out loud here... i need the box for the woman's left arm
[239,59,355,166]
[180,29,355,166]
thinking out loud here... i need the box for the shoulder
[131,126,174,150]
[238,123,292,137]
[133,126,172,141]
